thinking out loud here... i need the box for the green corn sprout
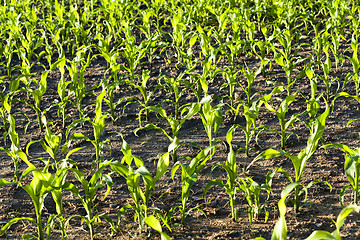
[303,204,360,240]
[318,44,339,101]
[344,36,360,97]
[170,9,191,65]
[323,144,360,207]
[67,160,112,240]
[172,146,215,224]
[135,102,200,162]
[0,162,74,240]
[253,200,360,240]
[26,116,84,170]
[111,134,170,231]
[262,94,300,150]
[0,77,19,139]
[238,65,262,109]
[272,47,305,96]
[23,70,49,132]
[103,75,124,123]
[261,89,299,150]
[54,57,71,128]
[329,27,345,71]
[121,23,146,83]
[67,90,110,170]
[204,126,241,222]
[1,110,33,181]
[234,99,265,157]
[127,70,160,121]
[250,182,301,240]
[199,95,223,148]
[159,72,188,120]
[309,23,330,66]
[27,118,61,165]
[238,171,275,223]
[249,100,330,211]
[303,64,321,134]
[221,67,240,113]
[67,47,94,119]
[252,40,272,77]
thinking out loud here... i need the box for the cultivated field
[0,0,360,239]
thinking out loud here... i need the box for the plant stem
[294,185,300,212]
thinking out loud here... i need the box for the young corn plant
[67,90,110,170]
[221,67,240,114]
[23,70,49,132]
[199,95,223,149]
[121,19,146,83]
[26,119,61,167]
[248,100,330,211]
[272,28,305,95]
[170,9,191,65]
[238,171,275,223]
[250,182,301,240]
[67,161,113,240]
[127,70,161,122]
[144,215,171,240]
[159,72,189,120]
[110,134,170,231]
[303,204,360,240]
[103,75,124,123]
[302,65,322,134]
[323,144,360,207]
[234,99,265,157]
[26,116,84,170]
[261,89,299,150]
[318,44,339,102]
[1,110,33,181]
[53,57,71,128]
[0,162,74,240]
[67,47,94,119]
[204,126,241,222]
[344,36,360,97]
[252,201,360,240]
[135,102,200,162]
[252,40,272,77]
[172,146,215,224]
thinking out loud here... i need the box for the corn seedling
[159,72,189,120]
[172,146,215,224]
[250,182,301,240]
[204,126,241,222]
[22,70,49,132]
[127,70,161,121]
[234,100,265,157]
[239,171,275,223]
[67,47,93,119]
[199,96,223,148]
[111,134,170,231]
[303,204,360,240]
[261,89,299,150]
[323,144,360,207]
[135,102,200,162]
[67,160,112,240]
[249,101,330,211]
[0,161,74,240]
[1,110,33,181]
[344,36,360,97]
[67,90,110,170]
